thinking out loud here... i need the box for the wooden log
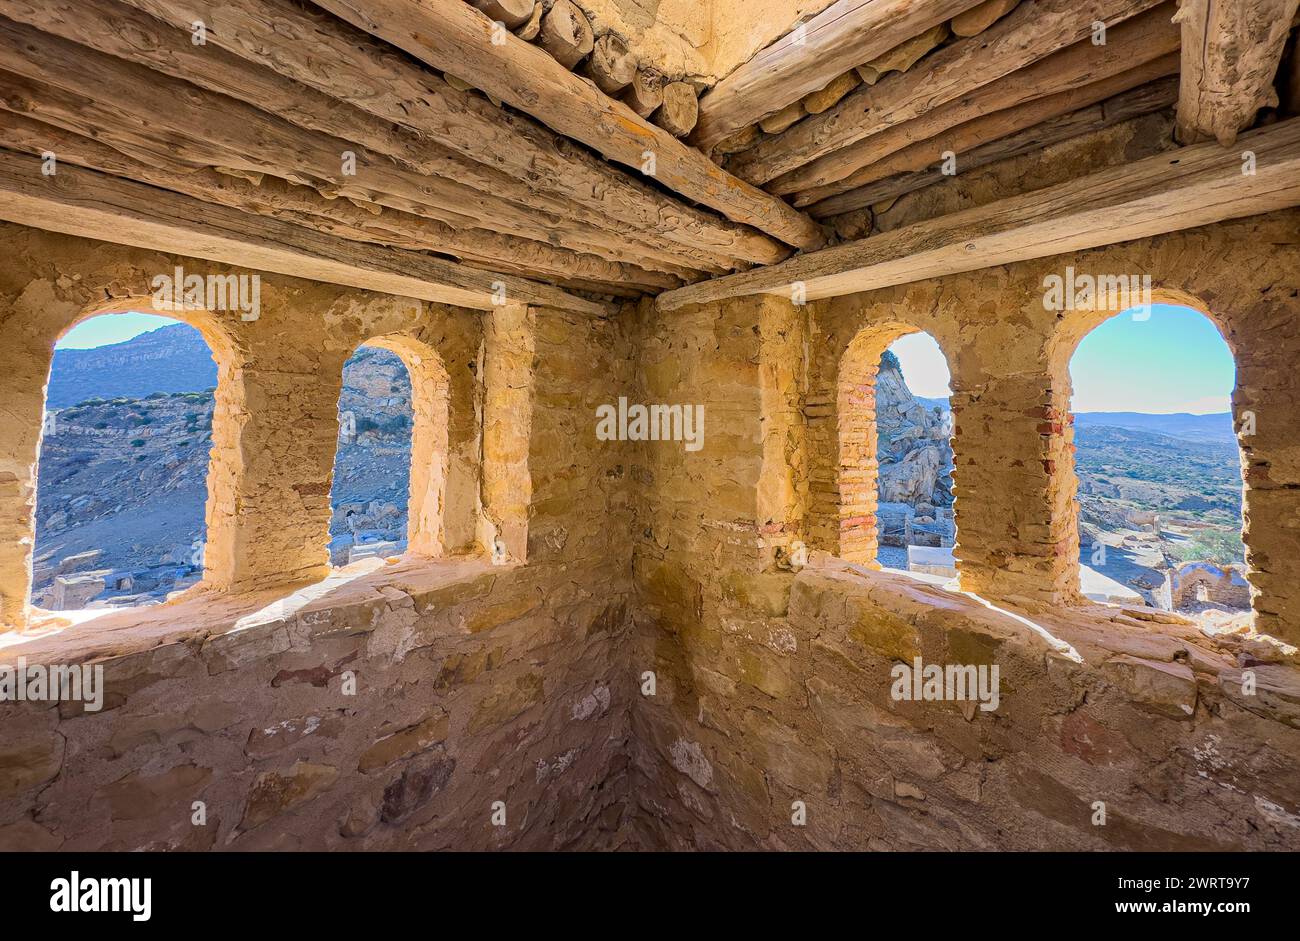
[0,150,609,312]
[950,0,1020,36]
[728,0,1167,186]
[109,0,792,266]
[654,82,700,137]
[759,101,805,134]
[515,1,543,40]
[469,0,535,30]
[310,0,825,250]
[621,67,664,117]
[0,16,732,279]
[714,124,762,155]
[766,0,1180,196]
[691,0,988,154]
[0,108,682,291]
[803,71,861,114]
[657,117,1300,312]
[583,33,637,95]
[1173,0,1300,145]
[808,75,1179,218]
[855,24,948,85]
[539,0,594,69]
[2,0,745,276]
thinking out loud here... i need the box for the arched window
[32,313,217,611]
[328,343,415,566]
[1068,304,1249,627]
[838,327,955,575]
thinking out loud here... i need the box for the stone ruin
[0,0,1298,858]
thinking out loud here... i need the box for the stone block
[1103,655,1197,719]
[241,761,339,829]
[359,711,450,773]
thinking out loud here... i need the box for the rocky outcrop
[875,350,954,508]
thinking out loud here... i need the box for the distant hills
[47,324,218,409]
[914,394,1234,445]
[1072,410,1235,443]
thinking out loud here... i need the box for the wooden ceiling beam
[307,0,826,251]
[0,0,716,278]
[779,4,1180,199]
[0,108,683,294]
[110,0,785,269]
[728,0,1167,186]
[658,117,1300,311]
[0,150,609,314]
[809,75,1179,219]
[1173,0,1300,146]
[691,0,988,155]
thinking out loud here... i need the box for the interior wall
[0,225,639,850]
[627,210,1300,850]
[2,207,1299,852]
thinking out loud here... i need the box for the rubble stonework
[0,208,1298,851]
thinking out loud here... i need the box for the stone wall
[0,225,638,850]
[2,205,1300,852]
[627,210,1300,850]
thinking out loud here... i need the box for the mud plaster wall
[627,210,1300,850]
[0,225,639,850]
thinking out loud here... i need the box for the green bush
[1172,530,1244,566]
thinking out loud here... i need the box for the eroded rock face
[875,353,954,508]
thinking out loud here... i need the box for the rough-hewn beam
[0,108,682,294]
[1173,0,1300,145]
[658,117,1300,310]
[809,76,1179,218]
[112,0,783,269]
[0,3,738,277]
[309,0,826,251]
[776,4,1180,198]
[797,52,1178,210]
[728,0,1165,185]
[691,0,987,154]
[0,0,720,278]
[0,150,608,314]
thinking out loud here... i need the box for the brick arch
[835,321,956,567]
[1040,288,1263,625]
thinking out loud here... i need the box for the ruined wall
[0,225,639,850]
[628,210,1300,850]
[3,205,1300,853]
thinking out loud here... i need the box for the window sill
[2,553,504,670]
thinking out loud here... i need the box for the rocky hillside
[875,350,954,508]
[875,352,1246,607]
[46,323,219,408]
[34,325,413,609]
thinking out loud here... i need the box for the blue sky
[64,305,1237,415]
[890,304,1235,414]
[57,312,178,349]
